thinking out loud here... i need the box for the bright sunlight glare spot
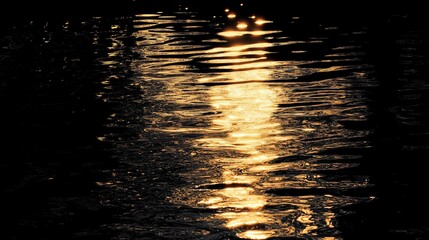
[237,22,248,29]
[135,13,160,17]
[238,230,275,239]
[255,19,272,25]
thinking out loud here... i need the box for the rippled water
[2,2,429,240]
[110,9,375,239]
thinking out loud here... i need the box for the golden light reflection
[236,22,248,29]
[132,11,372,239]
[227,13,237,19]
[238,230,276,240]
[218,8,280,39]
[218,30,281,37]
[193,9,351,238]
[198,77,283,157]
[255,19,272,25]
[196,12,284,239]
[206,42,274,53]
[132,11,369,240]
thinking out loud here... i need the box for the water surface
[2,1,429,239]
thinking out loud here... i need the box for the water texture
[1,1,429,239]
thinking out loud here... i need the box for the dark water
[2,1,429,239]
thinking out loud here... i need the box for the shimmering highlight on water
[106,6,376,239]
[4,1,429,240]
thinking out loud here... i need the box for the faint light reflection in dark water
[2,1,429,240]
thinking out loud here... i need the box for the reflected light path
[196,14,285,240]
[128,7,373,240]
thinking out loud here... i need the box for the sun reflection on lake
[196,12,285,239]
[131,8,372,239]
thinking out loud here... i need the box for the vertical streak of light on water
[103,5,375,239]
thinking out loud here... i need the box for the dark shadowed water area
[2,1,429,239]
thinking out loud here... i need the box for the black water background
[1,15,136,239]
[2,1,429,239]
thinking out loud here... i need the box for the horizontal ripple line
[196,183,253,189]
